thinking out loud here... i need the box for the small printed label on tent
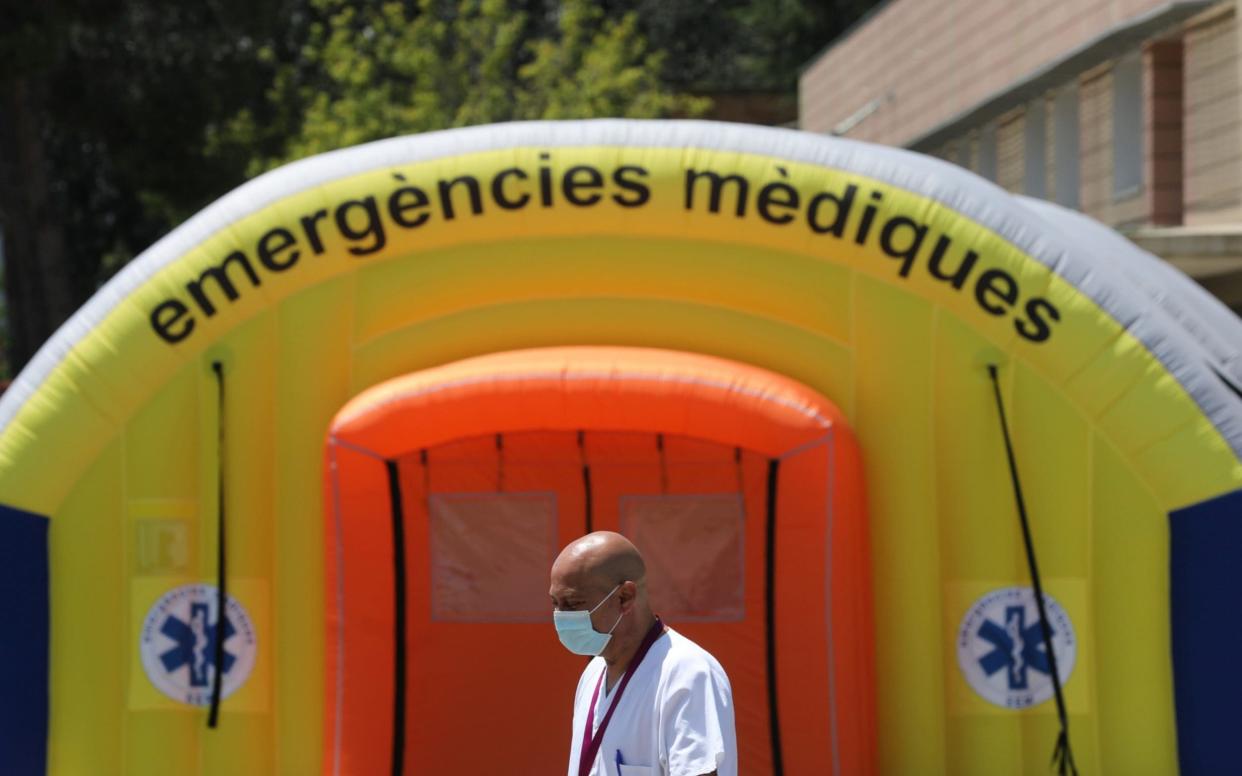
[135,519,191,574]
[138,583,258,707]
[956,586,1076,710]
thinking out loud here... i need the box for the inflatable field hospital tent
[1,119,1240,775]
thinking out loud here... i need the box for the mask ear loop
[605,607,627,634]
[589,584,622,614]
[596,583,627,634]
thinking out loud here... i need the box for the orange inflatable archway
[323,346,874,775]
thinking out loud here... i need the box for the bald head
[552,531,646,593]
[549,532,658,664]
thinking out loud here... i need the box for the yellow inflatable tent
[1,120,1240,775]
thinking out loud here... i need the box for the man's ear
[619,580,638,612]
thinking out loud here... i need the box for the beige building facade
[800,0,1242,312]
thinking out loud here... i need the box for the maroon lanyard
[577,617,665,776]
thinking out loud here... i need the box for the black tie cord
[987,365,1077,776]
[578,431,593,534]
[419,448,430,497]
[764,459,785,775]
[385,460,408,776]
[656,433,668,494]
[495,433,504,492]
[208,361,227,728]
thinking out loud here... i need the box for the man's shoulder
[660,629,730,686]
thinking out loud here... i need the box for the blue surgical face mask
[554,584,625,656]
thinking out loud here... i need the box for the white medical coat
[567,628,737,776]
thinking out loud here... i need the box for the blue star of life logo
[956,586,1076,709]
[140,583,257,706]
[158,602,237,688]
[975,605,1053,690]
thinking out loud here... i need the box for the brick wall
[908,40,1204,230]
[1183,6,1242,224]
[803,0,1242,232]
[1147,40,1185,225]
[800,0,1194,145]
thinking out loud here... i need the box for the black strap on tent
[1210,365,1242,402]
[207,361,227,729]
[987,365,1077,776]
[578,431,593,534]
[385,460,408,776]
[495,433,505,492]
[656,433,668,493]
[420,449,430,495]
[764,459,785,775]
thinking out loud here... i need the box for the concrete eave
[1127,225,1242,308]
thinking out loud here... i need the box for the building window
[1024,98,1047,198]
[1112,55,1143,197]
[1054,85,1080,208]
[978,122,997,181]
[956,137,972,170]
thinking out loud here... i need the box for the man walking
[549,531,737,776]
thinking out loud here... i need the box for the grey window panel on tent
[428,492,558,622]
[620,493,745,622]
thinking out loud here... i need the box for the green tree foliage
[0,1,294,376]
[0,0,878,379]
[614,0,878,92]
[216,0,706,173]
